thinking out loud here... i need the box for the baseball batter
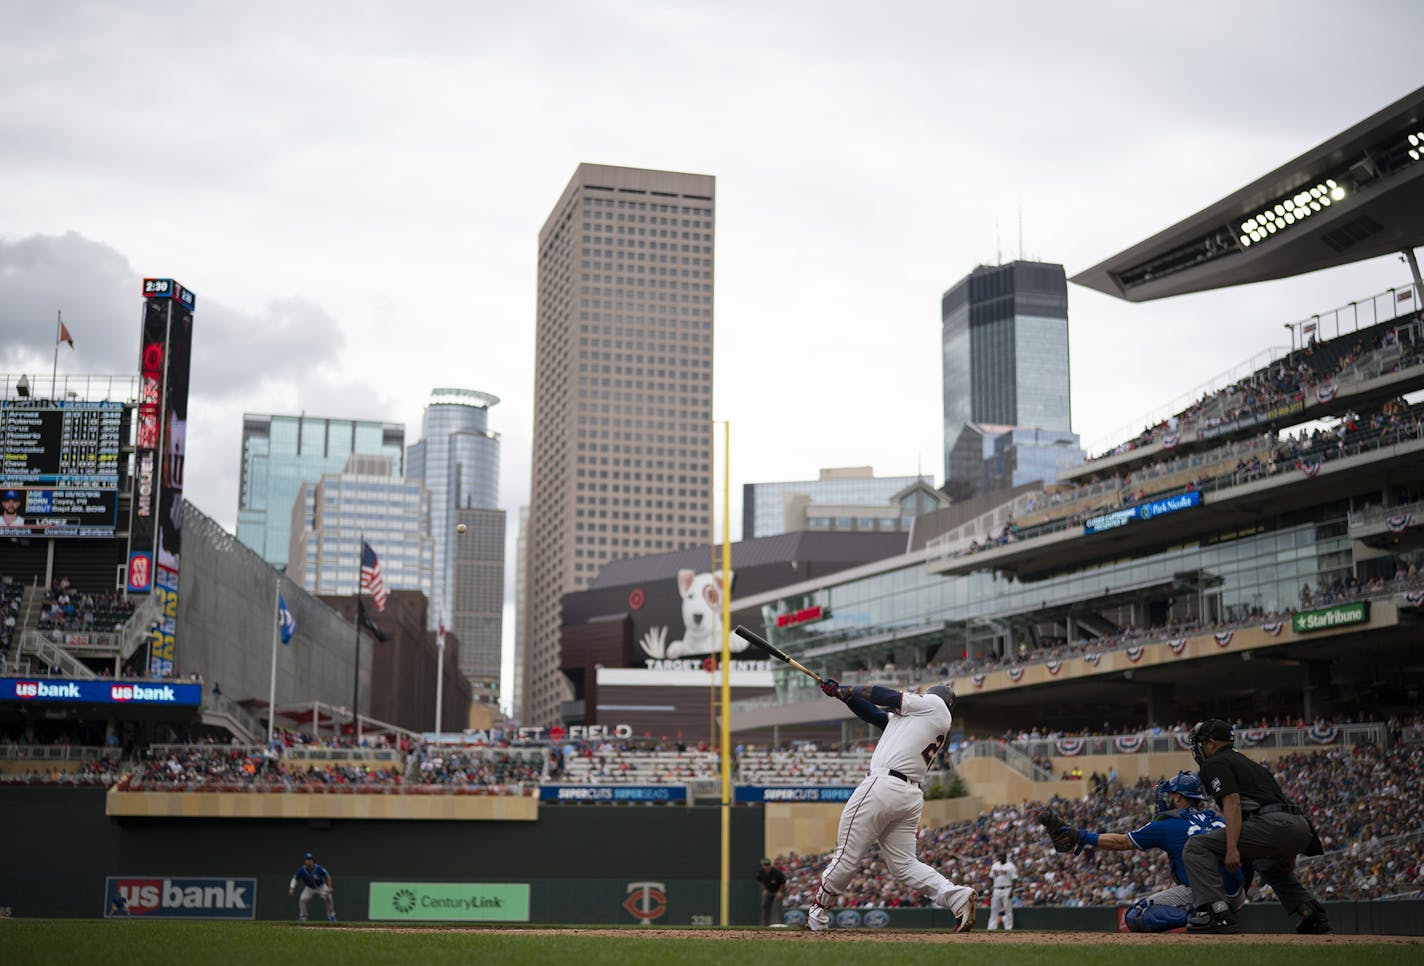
[987,851,1018,930]
[289,851,336,923]
[806,680,977,932]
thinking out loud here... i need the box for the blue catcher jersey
[1127,807,1232,886]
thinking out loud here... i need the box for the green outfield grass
[3,920,1419,966]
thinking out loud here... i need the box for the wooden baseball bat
[733,625,825,685]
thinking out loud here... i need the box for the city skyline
[3,5,1423,714]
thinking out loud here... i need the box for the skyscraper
[237,414,404,568]
[941,261,1079,498]
[522,163,716,727]
[287,454,434,600]
[406,388,504,698]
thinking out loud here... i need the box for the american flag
[360,540,387,611]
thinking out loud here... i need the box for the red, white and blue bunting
[1238,727,1269,747]
[1162,431,1180,449]
[1174,732,1194,751]
[1008,666,1025,683]
[1126,645,1145,663]
[1168,638,1188,656]
[1404,589,1424,608]
[1261,622,1283,636]
[1114,734,1146,753]
[1308,722,1340,744]
[1297,458,1322,478]
[1214,630,1234,647]
[1056,737,1085,756]
[1387,513,1414,534]
[972,674,986,690]
[1084,653,1102,667]
[1315,382,1339,403]
[1046,660,1063,676]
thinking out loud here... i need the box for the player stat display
[1,400,123,537]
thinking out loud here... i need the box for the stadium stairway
[199,692,263,745]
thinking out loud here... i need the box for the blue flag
[278,592,296,645]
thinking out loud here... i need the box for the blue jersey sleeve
[1126,818,1172,852]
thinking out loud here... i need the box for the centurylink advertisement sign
[368,883,530,922]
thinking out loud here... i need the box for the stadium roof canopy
[1072,85,1424,301]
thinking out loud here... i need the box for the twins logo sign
[623,881,667,924]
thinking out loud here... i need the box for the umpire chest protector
[1199,748,1291,813]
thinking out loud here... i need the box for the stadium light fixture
[1238,177,1346,248]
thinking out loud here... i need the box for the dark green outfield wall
[0,788,765,923]
[0,788,1418,933]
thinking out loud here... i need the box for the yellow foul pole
[718,419,732,926]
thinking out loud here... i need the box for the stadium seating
[778,743,1424,908]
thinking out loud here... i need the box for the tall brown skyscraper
[521,164,716,727]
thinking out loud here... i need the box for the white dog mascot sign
[638,569,746,660]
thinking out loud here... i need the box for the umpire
[1182,719,1330,935]
[756,857,786,927]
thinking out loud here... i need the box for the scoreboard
[1,399,124,537]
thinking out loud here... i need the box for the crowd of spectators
[0,757,123,786]
[1096,316,1420,460]
[408,746,546,789]
[37,577,135,634]
[777,743,1424,910]
[954,397,1424,565]
[124,745,404,790]
[0,580,21,672]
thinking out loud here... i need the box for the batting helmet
[924,684,954,711]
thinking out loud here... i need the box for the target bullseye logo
[392,888,416,914]
[628,588,645,610]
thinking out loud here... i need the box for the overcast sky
[3,2,1422,708]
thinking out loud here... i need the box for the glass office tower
[237,414,405,568]
[941,261,1079,497]
[406,388,504,700]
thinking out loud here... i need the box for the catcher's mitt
[1038,809,1081,854]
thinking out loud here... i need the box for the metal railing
[952,740,1055,781]
[0,745,120,762]
[1010,722,1385,761]
[198,694,264,746]
[285,747,401,765]
[19,631,98,678]
[0,373,139,403]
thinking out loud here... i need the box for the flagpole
[435,617,445,741]
[354,532,364,744]
[267,580,281,747]
[51,310,61,398]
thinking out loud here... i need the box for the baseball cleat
[954,890,978,932]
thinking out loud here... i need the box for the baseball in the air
[456,523,467,534]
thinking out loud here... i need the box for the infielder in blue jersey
[289,851,336,922]
[1039,771,1247,932]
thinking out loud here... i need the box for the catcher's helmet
[1189,719,1234,766]
[1153,779,1174,815]
[924,684,954,711]
[1165,770,1209,802]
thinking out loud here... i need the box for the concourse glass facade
[237,414,405,568]
[763,508,1356,683]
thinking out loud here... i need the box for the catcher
[1038,772,1247,932]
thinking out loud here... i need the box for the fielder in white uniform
[806,681,977,932]
[987,851,1018,930]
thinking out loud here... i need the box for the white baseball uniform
[808,691,975,930]
[988,859,1018,929]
